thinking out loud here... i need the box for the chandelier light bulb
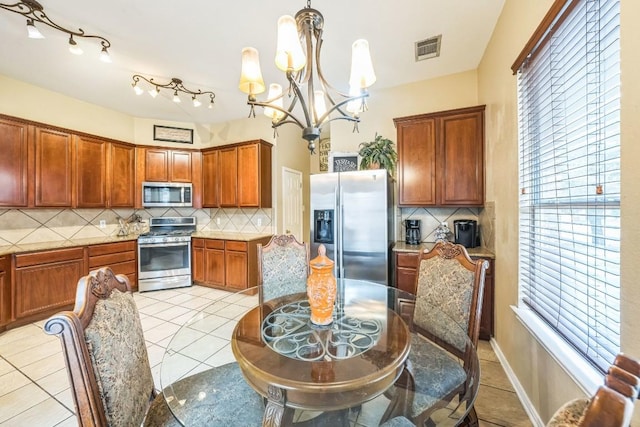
[172,91,181,103]
[275,15,306,72]
[68,36,83,55]
[26,19,44,39]
[313,91,327,121]
[192,96,201,107]
[148,87,159,98]
[264,83,285,121]
[208,100,214,109]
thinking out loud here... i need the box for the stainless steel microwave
[142,182,192,207]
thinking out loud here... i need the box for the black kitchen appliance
[454,219,478,248]
[404,219,421,245]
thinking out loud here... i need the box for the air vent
[415,35,442,61]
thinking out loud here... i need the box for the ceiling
[0,1,505,126]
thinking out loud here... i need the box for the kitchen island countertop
[0,235,139,256]
[393,241,495,259]
[191,231,273,241]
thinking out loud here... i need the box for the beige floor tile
[474,384,532,427]
[1,396,72,427]
[0,383,49,423]
[477,340,499,362]
[52,416,78,427]
[180,334,228,362]
[177,296,214,310]
[187,313,229,334]
[0,325,54,357]
[53,388,75,413]
[152,305,194,322]
[0,370,32,396]
[168,310,197,326]
[480,359,515,392]
[139,315,165,331]
[138,301,174,316]
[37,368,70,396]
[18,350,65,381]
[203,344,236,367]
[0,358,14,376]
[163,292,200,306]
[143,321,182,344]
[3,339,61,369]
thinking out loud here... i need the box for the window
[516,0,620,373]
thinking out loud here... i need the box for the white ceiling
[0,1,505,126]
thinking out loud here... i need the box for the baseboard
[489,338,545,427]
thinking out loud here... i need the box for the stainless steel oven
[138,217,196,292]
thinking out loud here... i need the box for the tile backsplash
[399,206,495,250]
[0,207,273,246]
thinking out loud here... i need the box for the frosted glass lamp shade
[314,90,327,120]
[349,39,376,89]
[239,47,266,95]
[264,83,285,120]
[275,15,306,72]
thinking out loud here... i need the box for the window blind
[518,0,620,373]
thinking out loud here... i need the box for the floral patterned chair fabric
[382,241,488,427]
[43,267,263,427]
[258,234,310,302]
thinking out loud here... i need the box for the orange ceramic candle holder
[307,244,337,326]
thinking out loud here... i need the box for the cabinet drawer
[88,241,136,256]
[15,247,84,268]
[225,241,247,252]
[90,260,136,277]
[396,252,419,268]
[205,239,225,250]
[89,252,135,268]
[192,238,204,248]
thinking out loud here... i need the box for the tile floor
[0,285,532,426]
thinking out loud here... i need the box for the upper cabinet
[0,117,29,207]
[141,147,195,183]
[395,105,485,207]
[34,127,74,207]
[108,142,136,207]
[75,134,107,208]
[202,140,272,209]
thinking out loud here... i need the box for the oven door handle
[138,242,190,249]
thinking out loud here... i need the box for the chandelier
[238,0,376,153]
[131,75,216,109]
[0,0,112,62]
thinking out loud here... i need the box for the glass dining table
[160,279,480,427]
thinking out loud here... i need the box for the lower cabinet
[14,247,85,321]
[394,251,495,340]
[192,236,271,290]
[87,241,137,291]
[0,255,11,330]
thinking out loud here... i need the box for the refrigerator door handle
[338,185,344,279]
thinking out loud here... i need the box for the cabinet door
[0,118,29,207]
[34,127,74,207]
[109,142,135,207]
[238,143,260,207]
[145,148,169,181]
[192,239,205,283]
[75,135,107,208]
[397,118,437,206]
[0,256,10,328]
[170,150,192,182]
[202,150,219,207]
[205,240,225,287]
[439,109,484,205]
[219,147,238,207]
[395,252,419,294]
[225,250,247,290]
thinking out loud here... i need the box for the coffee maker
[453,219,478,248]
[404,219,421,245]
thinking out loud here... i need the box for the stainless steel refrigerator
[310,169,394,285]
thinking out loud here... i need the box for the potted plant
[358,133,398,177]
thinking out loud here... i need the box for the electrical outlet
[99,220,106,229]
[257,218,262,226]
[216,217,221,225]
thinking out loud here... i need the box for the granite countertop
[0,235,139,256]
[191,231,273,241]
[0,232,275,256]
[393,241,495,259]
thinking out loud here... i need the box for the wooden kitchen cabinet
[87,241,137,290]
[202,140,272,208]
[393,250,494,340]
[14,247,85,322]
[109,142,136,207]
[395,105,485,207]
[34,127,74,207]
[192,236,271,290]
[75,135,107,208]
[0,255,11,331]
[0,117,29,207]
[142,147,194,182]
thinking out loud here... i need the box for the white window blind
[518,0,620,373]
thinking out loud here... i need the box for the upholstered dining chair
[257,234,310,302]
[44,267,264,427]
[382,241,488,427]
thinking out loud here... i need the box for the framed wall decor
[329,152,359,173]
[153,125,194,144]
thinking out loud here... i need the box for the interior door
[282,167,303,241]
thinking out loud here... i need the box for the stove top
[138,216,196,243]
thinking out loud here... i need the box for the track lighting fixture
[0,0,112,62]
[131,75,215,109]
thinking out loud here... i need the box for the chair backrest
[257,234,310,302]
[44,267,155,427]
[412,241,488,353]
